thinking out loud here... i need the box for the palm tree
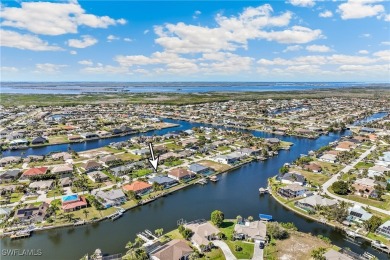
[154,228,164,237]
[135,237,144,247]
[82,209,89,220]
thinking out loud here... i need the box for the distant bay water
[0,82,388,94]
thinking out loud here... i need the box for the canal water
[1,115,388,260]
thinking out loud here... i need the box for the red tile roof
[122,181,152,192]
[62,196,87,210]
[23,167,48,176]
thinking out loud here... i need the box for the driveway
[252,241,264,260]
[213,240,237,260]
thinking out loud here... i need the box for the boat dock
[196,178,208,185]
[371,241,390,254]
[10,231,31,240]
[107,208,124,221]
[73,220,86,226]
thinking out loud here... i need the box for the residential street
[322,145,390,215]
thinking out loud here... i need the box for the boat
[259,187,269,194]
[259,213,273,221]
[108,210,123,221]
[209,176,219,182]
[197,178,208,185]
[10,231,31,239]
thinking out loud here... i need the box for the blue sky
[0,0,389,82]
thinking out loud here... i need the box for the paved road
[252,241,264,260]
[213,240,237,260]
[322,145,390,215]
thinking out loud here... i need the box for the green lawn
[47,189,65,198]
[10,192,23,203]
[217,146,231,152]
[354,162,374,169]
[367,232,390,246]
[164,160,183,167]
[225,240,254,259]
[293,168,330,186]
[316,161,343,174]
[218,220,254,259]
[117,153,142,161]
[25,196,39,201]
[200,248,225,260]
[133,169,153,177]
[164,143,183,150]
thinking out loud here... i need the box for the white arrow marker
[148,143,159,172]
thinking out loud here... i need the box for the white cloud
[1,66,19,72]
[107,35,120,42]
[0,1,126,36]
[154,5,323,54]
[319,10,333,18]
[144,30,149,34]
[124,38,132,42]
[35,63,67,73]
[283,45,303,52]
[0,29,63,51]
[338,0,385,20]
[360,33,371,38]
[373,50,390,62]
[358,50,369,54]
[193,10,201,19]
[67,35,98,48]
[70,50,77,55]
[381,41,390,45]
[287,0,315,7]
[306,44,332,52]
[339,64,389,72]
[78,60,94,66]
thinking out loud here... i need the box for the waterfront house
[376,220,390,238]
[14,202,49,223]
[0,156,22,166]
[185,222,219,251]
[295,195,337,212]
[278,184,307,198]
[213,154,237,165]
[92,189,127,208]
[51,164,73,176]
[188,163,212,175]
[234,220,267,243]
[335,141,357,152]
[148,175,178,188]
[151,239,193,260]
[347,205,372,223]
[0,169,21,183]
[31,136,48,145]
[100,155,120,166]
[303,163,322,173]
[266,138,280,145]
[81,160,101,172]
[87,171,109,183]
[61,194,87,212]
[122,181,152,195]
[132,148,150,156]
[360,127,375,134]
[368,165,389,178]
[319,154,337,163]
[21,167,48,179]
[280,172,306,186]
[80,132,99,139]
[51,152,72,160]
[29,180,54,191]
[168,168,195,182]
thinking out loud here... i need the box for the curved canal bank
[1,115,388,260]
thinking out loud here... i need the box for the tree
[267,222,289,240]
[330,201,348,223]
[82,209,89,219]
[363,216,382,232]
[279,166,289,174]
[154,228,164,237]
[311,247,326,260]
[211,210,224,227]
[247,216,254,222]
[332,181,349,195]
